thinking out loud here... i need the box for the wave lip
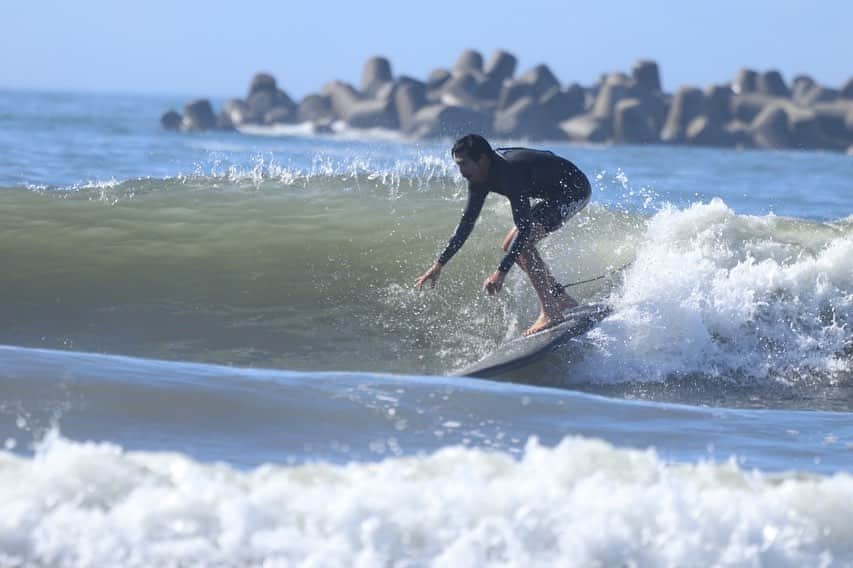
[1,432,851,567]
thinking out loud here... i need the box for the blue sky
[3,0,850,99]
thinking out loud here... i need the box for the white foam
[574,199,853,384]
[238,121,407,143]
[1,431,851,567]
[237,121,325,138]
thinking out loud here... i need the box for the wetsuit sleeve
[436,188,487,265]
[497,193,532,273]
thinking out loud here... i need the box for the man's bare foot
[523,313,563,336]
[522,295,579,336]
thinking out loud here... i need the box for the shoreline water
[3,343,851,473]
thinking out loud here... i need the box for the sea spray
[573,199,853,385]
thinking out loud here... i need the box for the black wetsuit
[437,148,591,273]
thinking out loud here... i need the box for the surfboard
[454,302,611,379]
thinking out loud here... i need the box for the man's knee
[515,247,535,270]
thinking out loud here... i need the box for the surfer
[415,134,591,336]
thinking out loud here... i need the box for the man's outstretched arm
[436,189,487,266]
[416,189,487,290]
[483,193,532,296]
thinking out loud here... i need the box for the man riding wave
[415,134,591,336]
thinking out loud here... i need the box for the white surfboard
[454,302,611,378]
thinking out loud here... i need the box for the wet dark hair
[451,134,496,161]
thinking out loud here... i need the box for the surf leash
[559,261,633,288]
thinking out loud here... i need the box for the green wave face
[1,177,849,382]
[0,176,638,372]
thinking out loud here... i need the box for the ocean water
[1,89,851,567]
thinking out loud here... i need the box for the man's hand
[482,270,506,296]
[415,262,442,290]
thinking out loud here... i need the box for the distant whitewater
[3,431,852,567]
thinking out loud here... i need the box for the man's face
[454,152,489,183]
